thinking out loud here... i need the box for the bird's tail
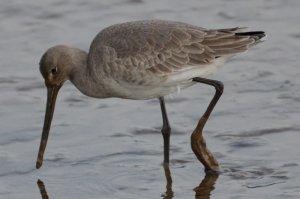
[235,31,266,46]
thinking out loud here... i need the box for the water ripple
[216,126,300,138]
[131,127,186,136]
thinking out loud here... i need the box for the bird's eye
[51,67,58,74]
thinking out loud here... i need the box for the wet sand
[1,0,300,198]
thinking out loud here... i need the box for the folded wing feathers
[201,36,250,46]
[213,46,249,56]
[209,38,255,50]
[189,51,215,65]
[116,26,259,76]
[182,43,205,54]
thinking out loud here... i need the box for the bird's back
[87,20,265,99]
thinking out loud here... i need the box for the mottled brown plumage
[81,20,263,98]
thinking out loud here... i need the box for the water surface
[1,0,300,198]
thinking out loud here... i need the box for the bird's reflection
[162,163,219,199]
[194,173,218,199]
[37,179,49,199]
[162,163,174,199]
[37,165,218,199]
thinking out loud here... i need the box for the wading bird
[36,20,265,173]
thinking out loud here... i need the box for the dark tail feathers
[235,31,266,41]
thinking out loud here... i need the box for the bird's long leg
[159,97,171,164]
[191,77,224,173]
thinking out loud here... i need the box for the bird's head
[39,45,74,87]
[36,45,77,169]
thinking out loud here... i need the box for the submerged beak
[36,83,61,169]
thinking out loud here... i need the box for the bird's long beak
[36,83,61,169]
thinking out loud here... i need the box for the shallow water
[1,0,300,198]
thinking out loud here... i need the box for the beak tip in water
[36,160,43,169]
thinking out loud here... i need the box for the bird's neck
[69,49,107,98]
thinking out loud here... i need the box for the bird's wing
[89,20,256,85]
